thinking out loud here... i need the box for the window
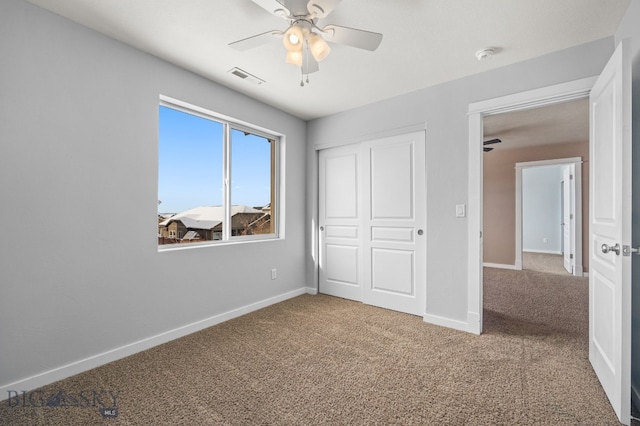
[158,99,279,248]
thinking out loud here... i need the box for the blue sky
[158,106,271,213]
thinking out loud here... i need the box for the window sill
[157,234,282,252]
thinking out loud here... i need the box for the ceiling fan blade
[483,138,502,145]
[302,49,320,74]
[251,0,290,18]
[483,147,494,152]
[307,0,343,18]
[322,24,383,51]
[229,30,282,51]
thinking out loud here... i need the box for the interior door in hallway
[362,132,426,315]
[318,144,362,301]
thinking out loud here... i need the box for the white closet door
[318,131,427,317]
[318,144,362,301]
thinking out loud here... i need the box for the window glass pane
[230,128,274,237]
[158,106,223,245]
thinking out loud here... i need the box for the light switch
[456,204,466,218]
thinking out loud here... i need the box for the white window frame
[158,95,283,251]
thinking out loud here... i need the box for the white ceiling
[26,0,629,120]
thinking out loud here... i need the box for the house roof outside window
[159,205,264,230]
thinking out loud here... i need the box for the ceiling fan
[229,0,383,84]
[483,138,501,152]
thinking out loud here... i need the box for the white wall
[614,0,640,411]
[307,37,614,326]
[522,166,563,253]
[0,0,308,392]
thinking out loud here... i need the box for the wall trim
[515,157,583,169]
[483,263,519,270]
[522,249,563,255]
[468,77,598,115]
[423,312,478,334]
[516,157,583,276]
[0,287,309,400]
[467,76,596,335]
[466,312,481,335]
[306,287,318,295]
[632,383,640,418]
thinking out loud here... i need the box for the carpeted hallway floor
[522,252,571,276]
[0,268,633,425]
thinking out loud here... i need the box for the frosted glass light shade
[285,50,303,67]
[283,25,304,52]
[309,33,330,61]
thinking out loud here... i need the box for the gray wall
[2,0,638,405]
[308,38,614,323]
[614,0,640,409]
[0,0,307,390]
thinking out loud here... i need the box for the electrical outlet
[543,238,548,244]
[271,268,277,280]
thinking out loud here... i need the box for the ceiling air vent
[228,67,265,85]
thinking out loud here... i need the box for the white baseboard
[465,312,481,335]
[0,287,309,400]
[306,287,318,295]
[483,262,518,270]
[423,312,477,334]
[523,249,562,255]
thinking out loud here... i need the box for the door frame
[467,76,597,335]
[515,157,583,276]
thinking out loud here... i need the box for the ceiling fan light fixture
[283,25,304,51]
[309,33,330,61]
[285,50,303,67]
[228,1,384,83]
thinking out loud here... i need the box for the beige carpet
[0,269,631,425]
[523,252,571,275]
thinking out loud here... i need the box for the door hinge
[570,174,574,180]
[570,214,574,219]
[622,245,639,256]
[570,253,574,259]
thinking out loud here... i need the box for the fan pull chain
[300,68,310,87]
[299,41,310,87]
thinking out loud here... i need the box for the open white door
[562,165,574,274]
[589,40,632,425]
